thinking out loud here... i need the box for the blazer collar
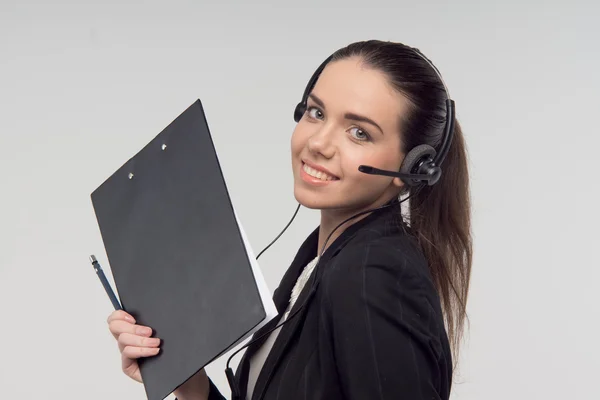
[239,200,403,400]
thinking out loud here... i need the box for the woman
[107,39,472,400]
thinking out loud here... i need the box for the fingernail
[126,315,135,323]
[137,326,152,335]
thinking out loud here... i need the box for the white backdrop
[1,0,598,398]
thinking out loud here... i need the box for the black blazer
[199,201,452,400]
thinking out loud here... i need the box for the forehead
[310,57,409,128]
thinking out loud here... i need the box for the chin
[292,185,341,210]
[293,185,325,210]
[293,183,370,212]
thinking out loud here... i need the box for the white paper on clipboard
[221,208,279,353]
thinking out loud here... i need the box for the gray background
[1,0,598,398]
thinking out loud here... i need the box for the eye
[306,106,324,120]
[349,127,371,142]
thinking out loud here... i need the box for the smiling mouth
[302,162,339,181]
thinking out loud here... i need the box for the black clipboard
[91,100,277,400]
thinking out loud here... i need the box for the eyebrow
[308,93,384,135]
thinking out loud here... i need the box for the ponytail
[408,119,472,368]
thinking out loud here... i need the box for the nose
[307,123,336,159]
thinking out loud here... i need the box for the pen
[89,255,122,310]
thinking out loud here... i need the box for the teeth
[303,163,336,181]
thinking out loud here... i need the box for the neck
[316,197,397,255]
[317,210,369,256]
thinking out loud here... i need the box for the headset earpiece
[399,144,441,186]
[293,55,334,124]
[293,102,305,123]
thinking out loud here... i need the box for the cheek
[340,143,378,175]
[290,124,308,156]
[340,143,401,184]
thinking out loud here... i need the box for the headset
[226,46,456,399]
[294,48,455,187]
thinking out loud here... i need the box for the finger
[109,320,153,340]
[122,345,161,359]
[116,330,159,353]
[118,332,161,349]
[107,310,136,324]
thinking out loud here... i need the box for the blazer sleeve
[207,378,227,400]
[321,239,450,400]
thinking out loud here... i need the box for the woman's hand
[107,310,161,383]
[106,310,210,399]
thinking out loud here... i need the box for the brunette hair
[331,40,473,368]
